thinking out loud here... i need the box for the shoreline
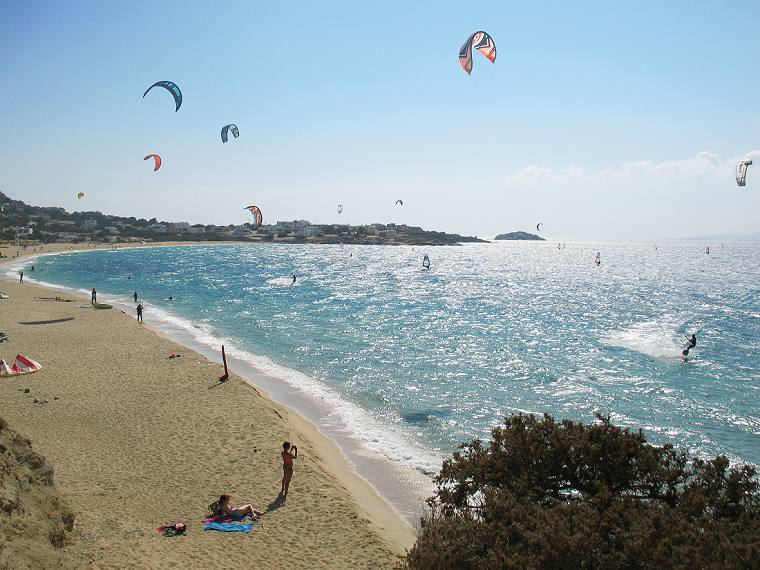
[0,243,419,567]
[4,242,437,523]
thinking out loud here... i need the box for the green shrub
[401,414,760,569]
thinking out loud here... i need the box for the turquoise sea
[10,242,760,516]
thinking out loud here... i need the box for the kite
[459,31,496,75]
[144,154,162,172]
[422,254,430,269]
[221,124,239,143]
[0,202,9,212]
[337,203,343,214]
[244,205,263,229]
[77,192,85,200]
[536,223,543,232]
[736,159,753,187]
[396,199,403,206]
[143,81,182,112]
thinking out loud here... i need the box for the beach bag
[208,500,222,517]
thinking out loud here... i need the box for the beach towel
[203,520,253,532]
[203,519,254,533]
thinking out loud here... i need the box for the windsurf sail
[0,354,42,376]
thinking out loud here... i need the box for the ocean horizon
[7,241,759,520]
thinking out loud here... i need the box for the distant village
[0,193,484,246]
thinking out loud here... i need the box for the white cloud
[509,150,760,185]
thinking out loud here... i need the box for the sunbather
[216,494,264,520]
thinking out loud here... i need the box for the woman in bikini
[281,441,297,496]
[217,494,264,519]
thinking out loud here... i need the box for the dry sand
[0,244,415,568]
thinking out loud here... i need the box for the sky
[1,0,759,240]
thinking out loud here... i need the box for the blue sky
[1,1,759,239]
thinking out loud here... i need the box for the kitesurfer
[292,274,296,284]
[133,291,138,303]
[682,334,697,356]
[91,288,97,303]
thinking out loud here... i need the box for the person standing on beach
[133,291,138,303]
[280,441,297,496]
[18,270,23,284]
[136,303,143,323]
[91,288,97,303]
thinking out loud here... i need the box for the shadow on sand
[266,494,286,513]
[19,317,75,325]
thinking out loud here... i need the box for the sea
[7,241,760,521]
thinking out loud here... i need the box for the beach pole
[220,345,229,382]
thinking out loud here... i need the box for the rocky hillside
[0,417,76,568]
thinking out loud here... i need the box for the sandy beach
[0,244,415,568]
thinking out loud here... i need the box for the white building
[147,224,167,233]
[263,224,288,236]
[187,226,206,234]
[81,219,97,231]
[170,222,190,233]
[233,225,251,237]
[15,226,34,237]
[299,225,321,237]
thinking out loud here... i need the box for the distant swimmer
[292,274,296,284]
[168,296,174,300]
[682,334,697,357]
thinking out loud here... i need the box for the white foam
[266,276,299,287]
[603,317,688,360]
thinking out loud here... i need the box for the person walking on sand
[18,270,23,284]
[133,291,138,303]
[280,441,297,496]
[136,303,143,323]
[91,288,97,304]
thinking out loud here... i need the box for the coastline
[0,243,418,568]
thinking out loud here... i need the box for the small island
[494,231,545,241]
